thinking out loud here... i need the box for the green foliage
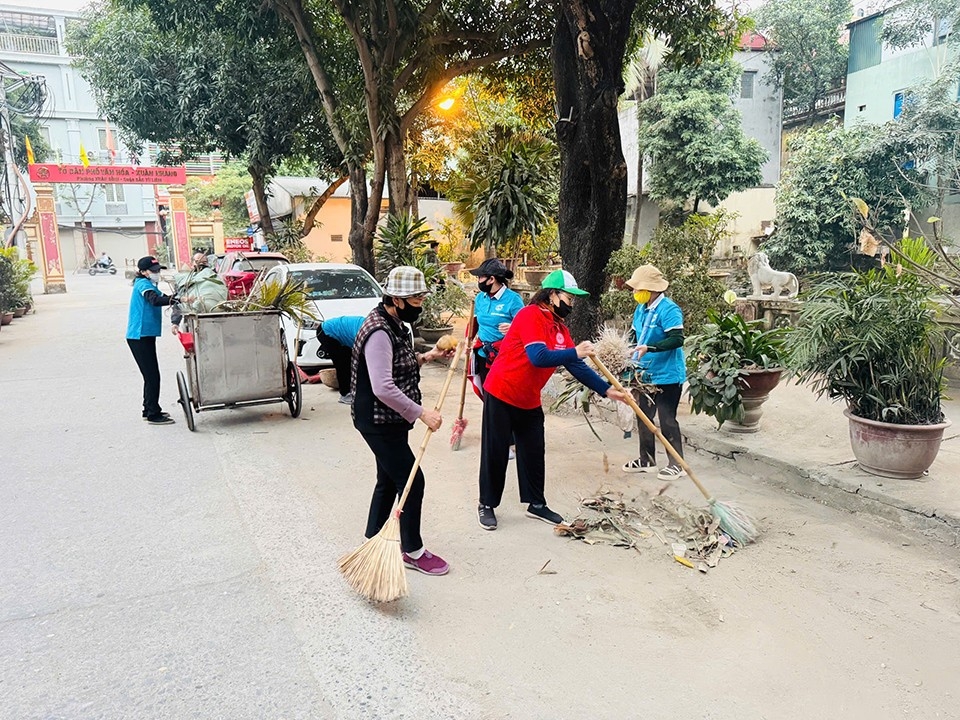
[185,162,250,235]
[637,59,767,210]
[600,289,638,323]
[0,248,36,311]
[11,111,53,170]
[420,282,470,329]
[448,126,558,256]
[765,121,931,274]
[686,309,788,427]
[880,0,959,52]
[753,0,850,118]
[605,245,645,282]
[268,219,316,264]
[639,212,729,333]
[375,214,441,287]
[783,237,946,425]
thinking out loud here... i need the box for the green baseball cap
[541,269,589,296]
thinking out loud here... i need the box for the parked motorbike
[89,262,117,276]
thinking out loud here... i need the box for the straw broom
[590,355,760,545]
[339,340,466,602]
[451,302,476,450]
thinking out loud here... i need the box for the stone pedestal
[734,297,801,330]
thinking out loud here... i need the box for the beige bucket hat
[625,264,669,292]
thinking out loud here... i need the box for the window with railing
[104,184,127,215]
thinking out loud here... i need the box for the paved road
[2,275,959,720]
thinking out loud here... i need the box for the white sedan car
[259,262,383,372]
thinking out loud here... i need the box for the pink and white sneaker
[402,549,450,576]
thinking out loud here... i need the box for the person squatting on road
[621,264,687,480]
[351,266,454,576]
[476,269,628,531]
[316,315,364,404]
[467,258,524,389]
[127,256,179,425]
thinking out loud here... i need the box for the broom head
[338,515,408,602]
[450,417,468,450]
[709,499,759,546]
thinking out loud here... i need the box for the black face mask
[478,279,494,295]
[553,299,573,319]
[395,301,423,324]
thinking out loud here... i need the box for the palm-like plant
[375,213,441,286]
[784,237,946,425]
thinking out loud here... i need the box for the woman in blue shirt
[622,264,687,480]
[127,256,178,425]
[468,258,525,388]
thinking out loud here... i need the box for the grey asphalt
[0,275,482,720]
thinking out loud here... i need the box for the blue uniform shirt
[126,277,163,340]
[321,315,363,346]
[474,286,524,353]
[632,295,686,385]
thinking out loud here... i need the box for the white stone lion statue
[748,252,799,299]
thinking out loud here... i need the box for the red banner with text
[28,163,187,185]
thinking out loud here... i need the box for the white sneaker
[657,465,687,480]
[338,393,353,405]
[622,458,656,473]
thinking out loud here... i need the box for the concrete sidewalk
[677,379,960,546]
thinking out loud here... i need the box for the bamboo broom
[339,340,466,602]
[451,302,476,450]
[589,355,760,545]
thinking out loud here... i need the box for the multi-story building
[1,3,226,270]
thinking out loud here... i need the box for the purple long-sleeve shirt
[364,330,422,424]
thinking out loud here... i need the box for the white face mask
[149,272,161,284]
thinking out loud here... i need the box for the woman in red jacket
[476,270,627,530]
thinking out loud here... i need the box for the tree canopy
[753,0,850,121]
[637,59,767,212]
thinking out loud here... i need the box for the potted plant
[0,250,18,324]
[686,305,788,432]
[783,237,949,479]
[418,282,469,343]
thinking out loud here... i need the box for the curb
[682,426,960,548]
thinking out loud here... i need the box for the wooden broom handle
[456,302,476,419]
[396,340,466,513]
[589,354,714,503]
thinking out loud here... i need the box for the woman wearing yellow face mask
[622,264,687,480]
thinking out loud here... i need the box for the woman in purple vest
[351,266,453,576]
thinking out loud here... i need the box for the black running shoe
[146,415,175,425]
[525,504,563,526]
[477,504,497,530]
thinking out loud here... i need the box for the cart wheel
[285,361,302,418]
[176,370,196,431]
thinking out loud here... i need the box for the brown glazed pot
[12,307,26,318]
[0,312,13,326]
[726,367,783,434]
[844,409,950,479]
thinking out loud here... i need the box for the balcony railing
[783,87,847,123]
[0,33,60,55]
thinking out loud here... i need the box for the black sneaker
[477,504,497,531]
[146,415,175,425]
[525,504,563,526]
[142,412,170,422]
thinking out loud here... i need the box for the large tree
[552,0,738,339]
[753,0,850,122]
[68,2,340,234]
[637,59,767,213]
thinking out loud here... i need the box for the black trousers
[473,348,491,388]
[636,383,684,465]
[478,393,546,508]
[318,330,353,395]
[127,337,162,418]
[360,427,424,553]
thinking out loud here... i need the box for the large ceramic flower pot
[12,307,26,318]
[726,368,783,433]
[844,409,951,479]
[419,325,454,344]
[522,267,552,287]
[0,312,12,326]
[442,262,464,276]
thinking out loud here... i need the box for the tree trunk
[553,0,636,341]
[347,164,374,272]
[301,174,348,236]
[249,166,275,235]
[385,130,411,216]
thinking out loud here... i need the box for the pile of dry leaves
[554,490,741,572]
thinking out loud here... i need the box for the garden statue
[747,252,799,299]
